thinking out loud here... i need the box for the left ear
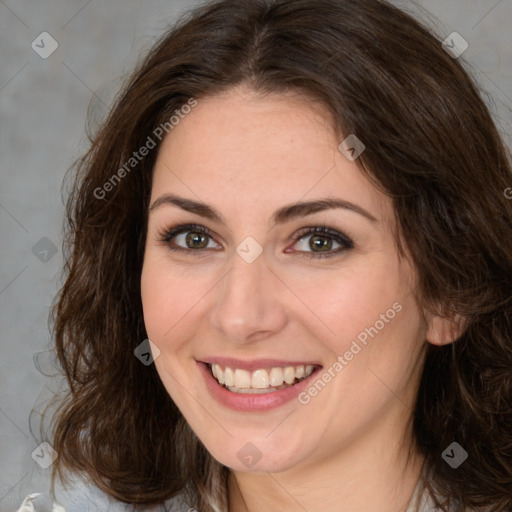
[425,311,466,346]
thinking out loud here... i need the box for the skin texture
[140,85,458,512]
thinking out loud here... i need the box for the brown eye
[184,231,210,249]
[290,226,354,259]
[157,223,221,253]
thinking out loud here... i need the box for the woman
[18,0,512,510]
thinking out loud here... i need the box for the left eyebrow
[271,198,378,225]
[148,194,378,225]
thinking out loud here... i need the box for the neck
[228,420,424,512]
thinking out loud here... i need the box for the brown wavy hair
[46,0,512,510]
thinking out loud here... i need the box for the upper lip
[199,357,322,372]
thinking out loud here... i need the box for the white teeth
[251,369,269,389]
[234,369,251,388]
[213,364,223,384]
[209,363,316,392]
[224,367,235,387]
[269,367,284,387]
[283,366,295,384]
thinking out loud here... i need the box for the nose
[210,248,288,344]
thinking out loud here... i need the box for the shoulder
[15,494,65,512]
[15,492,188,512]
[15,475,191,512]
[413,483,480,512]
[405,472,468,512]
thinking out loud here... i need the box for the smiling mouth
[208,363,319,394]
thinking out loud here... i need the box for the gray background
[1,0,511,510]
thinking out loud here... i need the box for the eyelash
[156,223,354,259]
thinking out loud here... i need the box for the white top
[15,494,65,512]
[13,473,188,512]
[405,477,438,512]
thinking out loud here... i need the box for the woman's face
[141,86,429,472]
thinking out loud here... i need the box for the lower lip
[197,361,322,412]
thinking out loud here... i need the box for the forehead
[150,86,393,229]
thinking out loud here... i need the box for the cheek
[140,262,172,341]
[140,254,201,405]
[320,268,424,404]
[140,251,206,342]
[289,256,405,353]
